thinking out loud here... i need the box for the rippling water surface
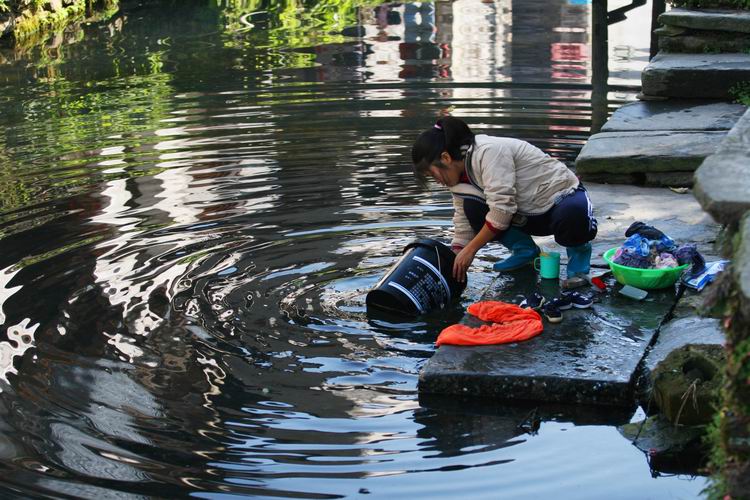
[0,1,707,498]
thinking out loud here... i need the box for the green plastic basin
[602,247,689,290]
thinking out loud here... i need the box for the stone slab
[694,108,750,226]
[659,32,750,54]
[418,271,673,406]
[575,130,726,175]
[644,316,725,373]
[642,52,750,99]
[418,182,721,407]
[601,100,746,133]
[659,8,750,34]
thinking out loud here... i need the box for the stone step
[601,100,746,133]
[575,130,727,186]
[642,52,750,99]
[659,8,750,34]
[658,30,750,54]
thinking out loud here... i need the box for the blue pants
[464,186,597,247]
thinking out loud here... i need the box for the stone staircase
[576,7,750,186]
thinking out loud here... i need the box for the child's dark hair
[411,116,475,188]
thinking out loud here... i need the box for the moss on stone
[13,1,86,41]
[0,0,119,48]
[652,344,726,426]
[701,226,750,497]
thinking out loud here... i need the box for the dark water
[0,1,707,498]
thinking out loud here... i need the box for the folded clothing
[436,301,543,346]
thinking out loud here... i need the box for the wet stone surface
[419,269,676,406]
[644,316,725,373]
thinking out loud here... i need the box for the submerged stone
[619,415,707,475]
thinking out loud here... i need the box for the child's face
[427,154,463,187]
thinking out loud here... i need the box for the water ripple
[0,1,707,498]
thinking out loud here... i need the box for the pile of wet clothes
[613,221,705,274]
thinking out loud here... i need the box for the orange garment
[436,300,543,346]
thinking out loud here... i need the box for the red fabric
[484,220,502,233]
[436,301,543,346]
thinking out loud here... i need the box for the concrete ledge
[642,53,750,99]
[659,8,750,34]
[575,130,726,176]
[694,108,750,226]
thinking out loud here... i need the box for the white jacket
[449,135,579,248]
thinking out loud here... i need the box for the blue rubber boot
[492,227,540,272]
[565,242,592,278]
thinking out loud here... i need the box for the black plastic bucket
[366,238,466,315]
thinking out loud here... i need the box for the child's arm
[476,145,517,231]
[451,195,475,252]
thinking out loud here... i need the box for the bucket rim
[404,238,451,253]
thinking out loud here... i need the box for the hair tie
[433,123,442,130]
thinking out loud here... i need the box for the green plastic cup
[534,251,561,280]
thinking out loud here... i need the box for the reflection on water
[0,0,705,498]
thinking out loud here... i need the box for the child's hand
[452,247,475,283]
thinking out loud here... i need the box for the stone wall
[693,107,750,497]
